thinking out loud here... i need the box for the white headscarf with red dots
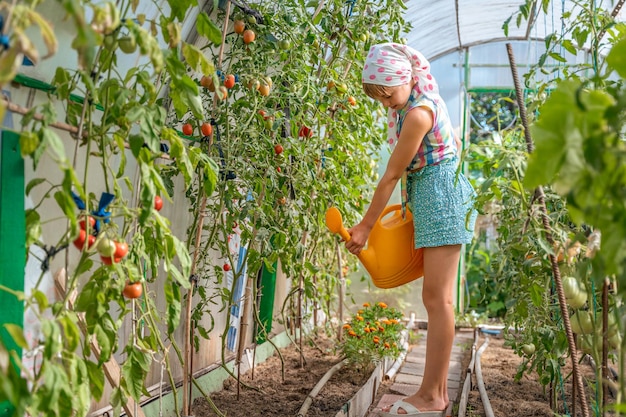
[362,42,439,147]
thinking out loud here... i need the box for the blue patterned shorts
[407,158,477,248]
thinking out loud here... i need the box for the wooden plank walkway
[367,329,474,417]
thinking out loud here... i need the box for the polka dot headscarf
[362,42,439,147]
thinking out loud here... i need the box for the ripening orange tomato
[223,74,236,89]
[201,122,213,137]
[258,84,270,96]
[234,20,245,34]
[243,29,255,44]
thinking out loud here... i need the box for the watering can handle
[325,207,352,242]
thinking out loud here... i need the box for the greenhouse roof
[405,0,625,61]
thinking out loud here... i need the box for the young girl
[345,43,477,417]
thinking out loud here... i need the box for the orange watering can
[325,205,424,289]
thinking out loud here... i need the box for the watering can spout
[325,205,424,289]
[324,207,379,271]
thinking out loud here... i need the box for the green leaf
[606,38,626,79]
[203,159,218,196]
[121,346,151,401]
[524,81,578,189]
[25,208,42,247]
[59,313,81,352]
[3,324,28,349]
[25,178,46,196]
[129,134,145,158]
[196,12,222,46]
[165,0,196,21]
[19,131,40,157]
[41,127,66,164]
[164,281,182,334]
[182,42,215,75]
[94,324,112,364]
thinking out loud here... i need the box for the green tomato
[118,36,137,54]
[609,331,622,350]
[566,289,587,309]
[521,343,535,356]
[570,311,593,334]
[577,334,594,355]
[278,39,291,50]
[97,237,117,257]
[562,276,580,299]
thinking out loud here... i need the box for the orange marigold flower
[384,342,390,349]
[373,336,380,343]
[392,342,397,347]
[378,326,385,332]
[358,310,364,314]
[356,315,364,321]
[383,319,392,325]
[342,324,351,329]
[377,302,387,308]
[390,319,398,324]
[363,302,370,307]
[364,327,371,333]
[348,330,357,337]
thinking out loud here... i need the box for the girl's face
[373,82,413,110]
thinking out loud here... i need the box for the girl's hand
[345,222,371,255]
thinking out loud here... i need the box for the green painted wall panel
[0,129,26,417]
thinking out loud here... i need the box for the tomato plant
[4,1,410,416]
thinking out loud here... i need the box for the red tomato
[73,229,87,250]
[123,281,143,299]
[154,195,163,211]
[114,241,129,259]
[298,125,312,138]
[87,234,96,249]
[79,216,96,231]
[182,123,193,136]
[223,74,236,89]
[100,255,123,265]
[201,122,213,137]
[274,144,284,155]
[223,264,231,272]
[276,166,281,173]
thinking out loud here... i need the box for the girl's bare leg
[386,244,461,414]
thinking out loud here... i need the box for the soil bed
[459,334,617,417]
[192,332,372,417]
[193,330,617,417]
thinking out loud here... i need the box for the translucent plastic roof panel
[405,0,624,61]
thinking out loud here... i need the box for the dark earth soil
[461,334,617,417]
[192,330,618,417]
[192,331,372,417]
